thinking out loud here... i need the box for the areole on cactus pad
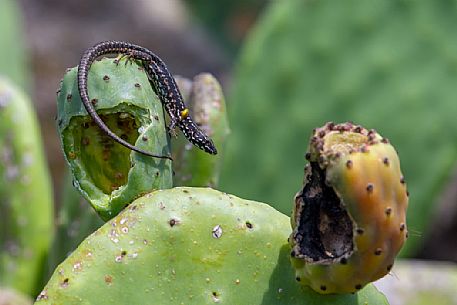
[290,122,408,294]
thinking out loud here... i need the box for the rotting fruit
[289,122,408,294]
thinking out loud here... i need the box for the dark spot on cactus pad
[155,171,160,177]
[400,176,405,184]
[105,275,113,284]
[82,137,90,146]
[346,160,353,169]
[381,138,389,144]
[66,93,72,101]
[405,231,409,238]
[383,157,390,166]
[366,183,374,193]
[320,285,327,291]
[385,207,392,216]
[245,221,253,229]
[374,248,383,255]
[121,250,127,257]
[154,115,159,121]
[387,264,393,272]
[134,83,141,88]
[340,257,347,264]
[182,189,189,193]
[291,162,354,263]
[211,291,221,302]
[400,223,405,231]
[305,152,311,160]
[61,278,69,288]
[290,250,296,257]
[169,218,178,227]
[142,135,148,141]
[103,75,110,81]
[295,276,301,282]
[91,98,98,105]
[58,119,63,127]
[355,284,362,290]
[356,228,365,235]
[406,190,410,197]
[113,59,119,64]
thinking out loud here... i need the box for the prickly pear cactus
[173,73,230,187]
[289,122,408,294]
[0,77,54,296]
[56,58,172,220]
[221,0,457,255]
[36,188,388,305]
[47,172,104,275]
[0,0,29,89]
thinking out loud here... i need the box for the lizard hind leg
[114,52,139,66]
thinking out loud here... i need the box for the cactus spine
[290,122,408,294]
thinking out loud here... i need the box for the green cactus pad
[47,172,104,275]
[173,74,230,187]
[221,0,457,256]
[56,58,172,220]
[0,0,29,89]
[37,188,388,305]
[0,77,54,296]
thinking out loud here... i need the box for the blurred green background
[1,0,457,303]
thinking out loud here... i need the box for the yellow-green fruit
[290,122,408,294]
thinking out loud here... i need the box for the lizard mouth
[291,161,354,264]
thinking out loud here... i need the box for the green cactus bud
[47,172,104,275]
[56,58,173,220]
[290,123,408,294]
[173,74,230,187]
[0,287,33,305]
[0,77,54,296]
[36,187,388,305]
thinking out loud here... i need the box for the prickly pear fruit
[0,77,54,296]
[289,122,408,294]
[56,58,172,220]
[36,188,388,305]
[173,73,230,187]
